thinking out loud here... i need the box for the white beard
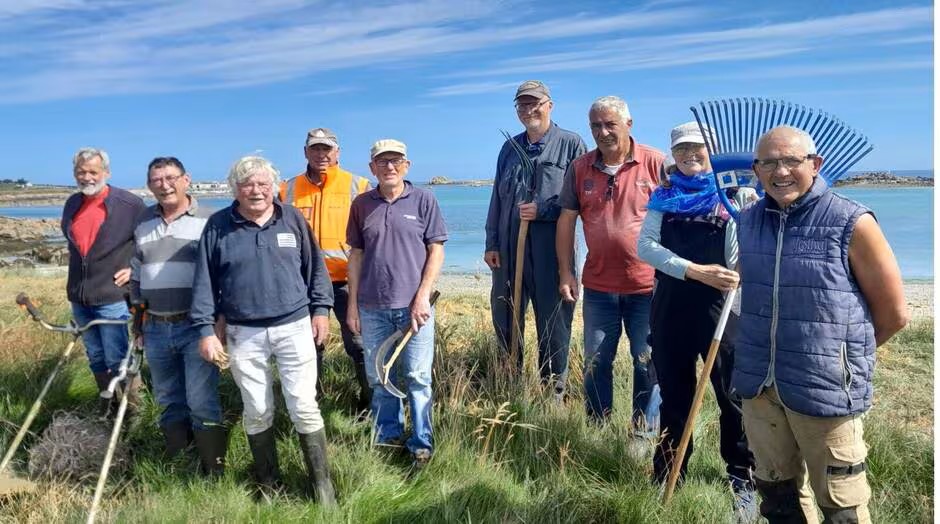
[79,181,107,196]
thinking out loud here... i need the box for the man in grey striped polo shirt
[130,157,226,475]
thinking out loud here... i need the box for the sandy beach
[438,273,935,320]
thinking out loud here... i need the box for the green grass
[0,271,933,523]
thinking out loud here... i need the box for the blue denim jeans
[360,305,434,455]
[71,301,130,374]
[143,318,222,430]
[582,288,660,433]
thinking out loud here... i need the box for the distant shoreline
[0,176,931,208]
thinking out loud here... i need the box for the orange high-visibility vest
[279,166,371,282]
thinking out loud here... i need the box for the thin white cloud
[449,6,933,77]
[0,1,931,103]
[298,86,362,97]
[426,81,521,97]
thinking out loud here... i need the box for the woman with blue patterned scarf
[637,122,759,522]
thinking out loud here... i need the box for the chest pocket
[535,161,565,196]
[319,194,351,246]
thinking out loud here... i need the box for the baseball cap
[305,128,338,148]
[514,80,550,101]
[670,121,715,148]
[370,139,407,159]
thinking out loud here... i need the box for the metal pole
[0,339,77,473]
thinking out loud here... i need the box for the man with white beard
[61,147,147,406]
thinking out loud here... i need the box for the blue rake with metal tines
[690,97,874,220]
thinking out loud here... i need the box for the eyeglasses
[373,158,407,168]
[514,99,547,112]
[753,155,816,172]
[237,181,273,192]
[148,174,184,186]
[671,143,707,154]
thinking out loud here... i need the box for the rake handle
[509,218,529,364]
[662,287,737,505]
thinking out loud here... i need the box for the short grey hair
[227,155,280,195]
[755,125,817,158]
[72,147,110,172]
[589,96,631,123]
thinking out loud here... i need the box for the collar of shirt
[230,199,283,226]
[153,194,199,220]
[369,180,414,201]
[522,121,558,154]
[591,137,638,173]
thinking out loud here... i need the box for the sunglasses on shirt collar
[605,174,617,201]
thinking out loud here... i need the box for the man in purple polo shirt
[346,138,447,470]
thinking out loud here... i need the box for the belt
[148,312,190,323]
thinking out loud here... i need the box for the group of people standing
[59,78,908,523]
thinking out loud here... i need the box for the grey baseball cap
[305,127,338,148]
[514,80,550,101]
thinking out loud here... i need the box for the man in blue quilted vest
[734,126,909,524]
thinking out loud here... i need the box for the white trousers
[226,315,323,435]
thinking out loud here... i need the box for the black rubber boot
[246,428,281,494]
[755,478,810,524]
[297,429,337,507]
[162,420,193,459]
[93,371,115,418]
[821,506,860,524]
[193,426,228,477]
[353,361,372,414]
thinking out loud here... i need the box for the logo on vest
[583,179,595,193]
[792,236,828,256]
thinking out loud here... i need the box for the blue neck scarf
[647,172,720,216]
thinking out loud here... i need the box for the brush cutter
[0,293,129,498]
[500,130,536,366]
[373,291,440,399]
[662,98,873,504]
[86,299,146,524]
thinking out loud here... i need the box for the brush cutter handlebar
[16,293,131,336]
[15,293,42,322]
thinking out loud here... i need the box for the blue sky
[0,0,932,187]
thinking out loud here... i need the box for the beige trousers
[743,385,871,524]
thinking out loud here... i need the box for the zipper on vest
[763,210,787,388]
[839,341,854,409]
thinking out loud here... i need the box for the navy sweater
[190,201,333,337]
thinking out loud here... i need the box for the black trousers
[650,300,754,484]
[315,281,367,393]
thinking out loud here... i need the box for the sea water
[1,185,932,278]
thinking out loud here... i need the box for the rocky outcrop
[0,217,60,241]
[0,217,65,266]
[835,172,933,187]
